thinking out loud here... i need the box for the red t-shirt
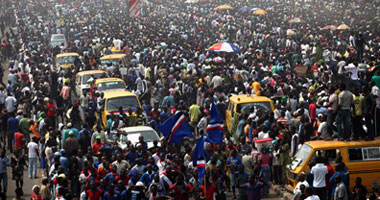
[14,132,25,148]
[92,142,104,154]
[169,184,193,200]
[47,103,56,117]
[309,103,317,120]
[200,184,217,200]
[30,193,42,200]
[87,189,104,200]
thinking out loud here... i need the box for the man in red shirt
[14,130,25,154]
[47,99,56,129]
[87,181,104,200]
[92,136,104,154]
[309,100,317,125]
[169,176,193,200]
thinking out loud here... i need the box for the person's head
[297,172,306,182]
[339,83,346,91]
[355,177,362,186]
[304,187,313,197]
[334,174,342,184]
[96,135,101,143]
[32,185,40,194]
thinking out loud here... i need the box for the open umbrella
[337,24,350,30]
[239,6,251,13]
[253,9,267,15]
[288,17,301,24]
[322,25,337,30]
[207,42,240,53]
[214,5,233,11]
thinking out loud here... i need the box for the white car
[117,126,161,150]
[50,34,67,48]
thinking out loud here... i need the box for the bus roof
[77,70,106,76]
[100,54,126,60]
[56,52,80,58]
[95,78,125,84]
[305,138,380,149]
[229,94,272,104]
[103,90,136,99]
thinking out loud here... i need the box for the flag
[209,102,223,123]
[193,135,205,182]
[129,0,141,17]
[156,112,193,143]
[205,103,224,144]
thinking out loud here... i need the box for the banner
[129,0,141,17]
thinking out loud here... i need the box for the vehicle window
[82,73,107,84]
[101,59,121,66]
[363,147,380,160]
[76,76,81,85]
[97,81,125,91]
[53,35,65,40]
[120,131,159,143]
[349,148,363,161]
[240,101,272,114]
[308,149,338,165]
[58,56,76,64]
[293,144,313,167]
[106,96,140,111]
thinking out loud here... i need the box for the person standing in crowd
[27,136,39,179]
[311,156,328,200]
[0,149,10,195]
[334,175,348,200]
[337,83,353,141]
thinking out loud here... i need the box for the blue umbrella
[239,6,252,13]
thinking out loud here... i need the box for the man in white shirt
[27,137,39,179]
[4,94,17,113]
[311,156,328,200]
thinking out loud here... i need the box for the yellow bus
[100,54,128,69]
[287,138,380,191]
[101,90,141,127]
[226,94,274,134]
[95,78,126,93]
[56,52,80,71]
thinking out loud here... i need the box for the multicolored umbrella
[214,5,233,11]
[337,24,350,30]
[207,42,240,53]
[322,25,337,30]
[288,17,301,24]
[253,9,267,15]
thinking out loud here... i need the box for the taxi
[288,138,380,192]
[226,94,274,135]
[100,90,141,127]
[75,70,108,97]
[56,52,80,72]
[92,78,126,97]
[99,54,128,70]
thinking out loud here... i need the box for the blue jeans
[337,109,351,140]
[260,166,271,196]
[0,173,7,194]
[29,158,37,178]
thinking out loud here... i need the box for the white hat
[136,181,144,187]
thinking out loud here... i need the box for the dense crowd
[0,0,380,199]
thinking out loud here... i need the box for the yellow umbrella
[253,9,267,15]
[337,24,350,30]
[214,5,233,11]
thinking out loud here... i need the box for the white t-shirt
[311,163,328,188]
[5,96,17,113]
[305,195,320,200]
[27,142,39,158]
